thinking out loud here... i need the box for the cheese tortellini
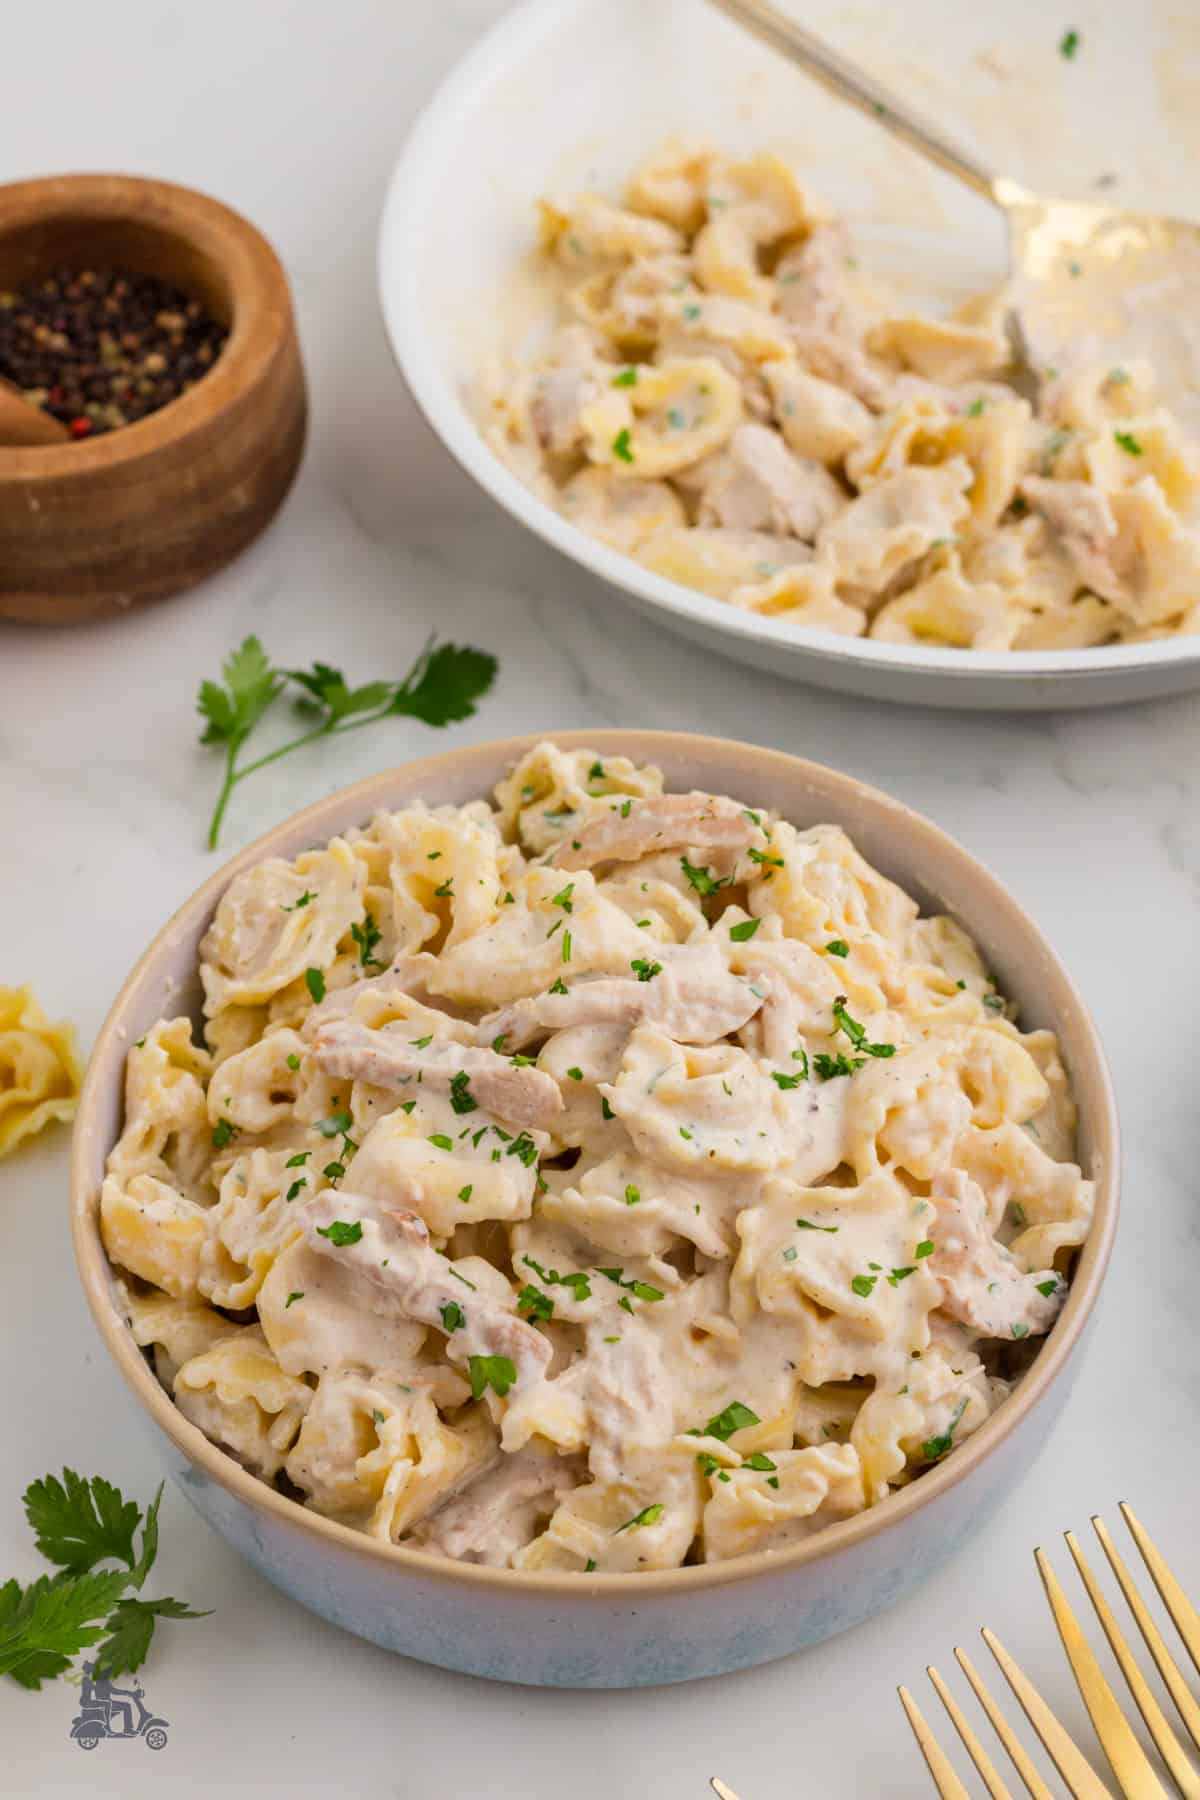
[100,746,1092,1569]
[483,138,1200,650]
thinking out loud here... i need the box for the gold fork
[900,1504,1200,1798]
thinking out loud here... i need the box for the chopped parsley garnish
[316,1219,362,1247]
[285,1180,306,1203]
[791,1048,810,1078]
[350,913,383,968]
[680,857,723,896]
[399,1100,416,1115]
[679,1126,693,1140]
[304,968,326,1004]
[747,848,783,869]
[561,929,572,963]
[457,1185,473,1204]
[983,992,1005,1013]
[744,1453,777,1472]
[966,397,986,417]
[448,1267,477,1291]
[922,1398,968,1463]
[588,760,605,780]
[614,1504,663,1534]
[551,882,575,912]
[796,1218,838,1233]
[322,1160,346,1181]
[915,1239,935,1259]
[439,1301,464,1332]
[549,977,569,996]
[611,367,638,388]
[771,1070,804,1090]
[850,1273,877,1298]
[887,1266,916,1286]
[624,1185,641,1206]
[211,1118,238,1150]
[782,1246,798,1262]
[585,1558,597,1571]
[506,1132,538,1167]
[1036,1278,1059,1297]
[285,1151,310,1168]
[566,1066,584,1082]
[601,1096,615,1120]
[284,1291,304,1308]
[729,918,760,942]
[468,1355,517,1400]
[517,1284,554,1322]
[696,1453,723,1478]
[699,1401,760,1441]
[522,1255,592,1302]
[1114,429,1143,456]
[825,939,849,958]
[428,1133,454,1151]
[630,958,662,981]
[449,1071,477,1115]
[832,996,894,1059]
[597,1267,664,1304]
[611,428,634,464]
[316,1109,353,1138]
[286,1053,301,1071]
[1059,27,1080,57]
[433,877,455,899]
[511,1053,536,1066]
[281,890,315,912]
[1012,1322,1031,1339]
[813,1053,863,1080]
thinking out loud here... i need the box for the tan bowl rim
[71,730,1119,1598]
[0,172,290,475]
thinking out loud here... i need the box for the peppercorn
[0,266,228,436]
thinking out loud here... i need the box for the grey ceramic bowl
[71,732,1118,1687]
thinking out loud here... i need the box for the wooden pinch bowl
[0,174,307,625]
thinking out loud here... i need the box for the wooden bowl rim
[0,172,294,478]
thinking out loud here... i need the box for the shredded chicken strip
[478,941,767,1051]
[302,1190,552,1392]
[418,1445,585,1565]
[929,1169,1063,1339]
[310,1019,563,1129]
[552,791,762,870]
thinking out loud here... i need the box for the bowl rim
[71,729,1119,1598]
[0,171,293,480]
[376,0,1200,686]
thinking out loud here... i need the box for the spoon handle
[704,0,1001,204]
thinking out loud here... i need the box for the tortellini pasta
[484,138,1200,650]
[101,747,1092,1569]
[0,985,82,1157]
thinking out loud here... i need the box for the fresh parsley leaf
[630,958,662,981]
[915,1239,935,1258]
[198,635,497,847]
[624,1185,641,1206]
[796,1218,838,1233]
[211,1118,238,1150]
[1012,1321,1031,1339]
[350,913,383,968]
[922,1398,969,1463]
[517,1284,554,1322]
[1059,27,1080,57]
[551,883,575,912]
[825,939,849,957]
[305,967,326,1004]
[680,857,723,896]
[729,918,760,941]
[93,1595,209,1680]
[0,1569,131,1689]
[611,427,634,464]
[771,1070,804,1090]
[285,1291,304,1308]
[22,1471,141,1576]
[468,1354,517,1400]
[316,1219,362,1246]
[439,1301,464,1332]
[449,1072,477,1115]
[611,367,638,388]
[700,1401,760,1442]
[614,1504,663,1533]
[850,1273,877,1298]
[316,1109,353,1138]
[1114,428,1143,456]
[1036,1279,1060,1297]
[813,1052,864,1080]
[744,1452,776,1472]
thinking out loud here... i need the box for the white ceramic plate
[379,0,1200,709]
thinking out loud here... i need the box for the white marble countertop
[2,2,1198,1795]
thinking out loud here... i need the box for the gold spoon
[705,0,1200,423]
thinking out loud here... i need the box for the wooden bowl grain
[0,174,308,625]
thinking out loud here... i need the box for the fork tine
[1035,1548,1170,1798]
[1121,1505,1200,1683]
[900,1684,975,1798]
[983,1627,1118,1799]
[1095,1514,1200,1753]
[709,1783,741,1799]
[928,1663,1015,1799]
[955,1648,1057,1800]
[1067,1529,1200,1799]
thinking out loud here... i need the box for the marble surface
[2,2,1199,1795]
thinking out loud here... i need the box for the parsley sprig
[197,635,498,848]
[2,1471,207,1689]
